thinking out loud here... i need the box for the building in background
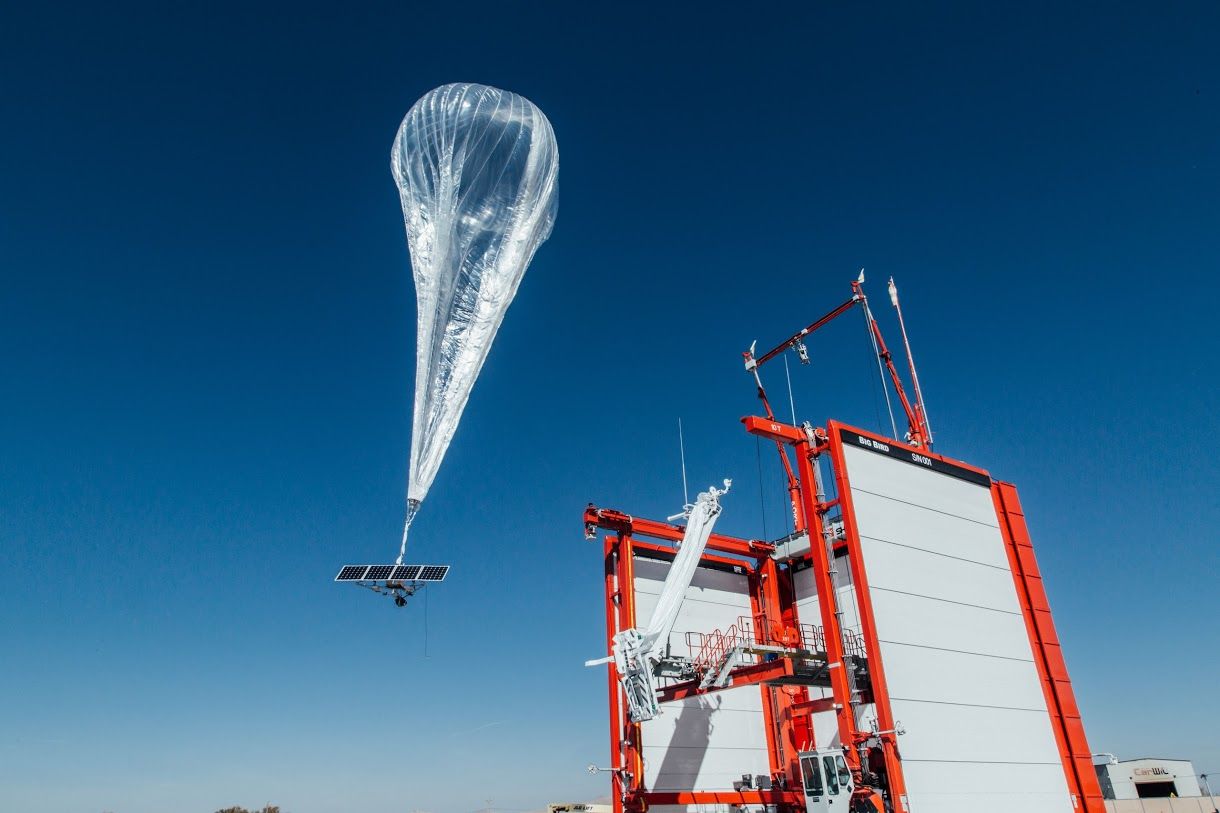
[1097,758,1203,800]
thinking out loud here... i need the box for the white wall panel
[901,760,1078,795]
[860,536,1021,612]
[850,489,1008,567]
[793,562,867,644]
[866,588,1032,659]
[842,443,1000,526]
[634,559,754,668]
[841,442,1074,813]
[900,761,1078,813]
[880,641,1048,710]
[894,700,1064,764]
[633,556,770,793]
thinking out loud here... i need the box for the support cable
[861,300,899,440]
[678,417,690,507]
[889,277,933,449]
[862,318,886,440]
[783,353,797,424]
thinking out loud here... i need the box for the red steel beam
[641,790,805,806]
[602,536,626,813]
[793,439,866,774]
[993,481,1107,813]
[741,415,809,445]
[754,294,859,367]
[613,533,644,810]
[825,422,911,806]
[789,695,838,716]
[630,539,755,574]
[585,505,773,558]
[755,560,787,784]
[656,658,802,703]
[861,306,927,448]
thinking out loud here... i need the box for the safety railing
[799,623,867,659]
[686,614,867,676]
[685,616,759,674]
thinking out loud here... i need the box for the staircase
[686,615,868,690]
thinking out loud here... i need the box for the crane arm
[586,480,731,722]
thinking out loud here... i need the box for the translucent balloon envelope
[391,83,559,553]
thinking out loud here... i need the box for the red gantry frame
[585,278,1106,813]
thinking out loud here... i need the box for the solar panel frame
[335,565,370,581]
[417,565,449,582]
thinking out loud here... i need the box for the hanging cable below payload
[335,83,559,606]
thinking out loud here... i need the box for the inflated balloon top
[392,83,559,556]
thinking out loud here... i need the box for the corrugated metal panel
[842,443,1074,813]
[633,557,770,794]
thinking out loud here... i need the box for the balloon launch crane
[587,275,1105,813]
[742,273,931,532]
[585,481,733,723]
[743,272,932,455]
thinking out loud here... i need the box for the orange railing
[686,614,867,676]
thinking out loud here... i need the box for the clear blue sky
[2,3,1218,812]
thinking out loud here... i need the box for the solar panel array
[391,565,421,581]
[336,565,369,581]
[334,564,449,583]
[365,565,394,580]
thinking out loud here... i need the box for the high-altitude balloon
[391,83,559,554]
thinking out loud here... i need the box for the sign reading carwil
[838,428,991,487]
[1134,767,1173,778]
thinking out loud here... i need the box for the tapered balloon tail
[393,84,558,522]
[396,498,422,565]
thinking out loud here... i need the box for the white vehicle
[799,749,856,812]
